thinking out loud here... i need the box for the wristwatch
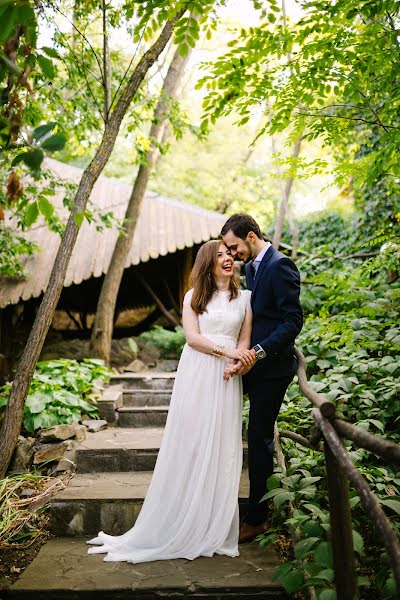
[253,344,267,361]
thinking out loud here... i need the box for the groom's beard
[243,241,253,263]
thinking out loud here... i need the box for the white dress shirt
[253,242,271,276]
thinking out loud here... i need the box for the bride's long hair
[189,240,238,314]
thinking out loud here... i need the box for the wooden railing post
[324,440,359,600]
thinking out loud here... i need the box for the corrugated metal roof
[0,159,226,308]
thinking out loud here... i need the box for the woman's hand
[225,347,255,366]
[223,363,239,381]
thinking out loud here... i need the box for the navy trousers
[244,374,293,526]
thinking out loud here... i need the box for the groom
[221,213,303,543]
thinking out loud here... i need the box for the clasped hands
[223,348,256,381]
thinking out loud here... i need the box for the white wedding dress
[87,288,251,563]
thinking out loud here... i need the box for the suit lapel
[251,245,275,297]
[244,261,253,290]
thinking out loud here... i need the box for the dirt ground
[0,537,48,595]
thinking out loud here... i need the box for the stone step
[111,371,175,391]
[6,537,287,599]
[50,471,251,537]
[122,389,172,407]
[117,406,169,428]
[76,427,164,473]
[76,428,248,474]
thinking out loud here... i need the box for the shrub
[0,359,112,433]
[139,325,186,358]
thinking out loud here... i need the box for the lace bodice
[183,288,251,341]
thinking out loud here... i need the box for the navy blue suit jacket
[245,246,303,380]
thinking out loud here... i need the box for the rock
[138,343,160,365]
[156,359,179,372]
[33,442,69,465]
[9,435,36,471]
[55,447,77,473]
[39,422,86,443]
[82,419,108,433]
[123,359,146,373]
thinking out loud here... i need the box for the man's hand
[224,351,256,380]
[236,349,256,374]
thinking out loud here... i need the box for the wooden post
[324,441,359,600]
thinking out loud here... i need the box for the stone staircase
[6,372,287,599]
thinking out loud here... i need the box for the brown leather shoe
[239,521,268,543]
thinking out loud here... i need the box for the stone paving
[6,371,285,599]
[8,538,287,599]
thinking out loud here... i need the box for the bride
[87,239,253,563]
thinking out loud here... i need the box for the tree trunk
[272,134,303,249]
[101,0,111,122]
[90,43,191,364]
[0,12,184,479]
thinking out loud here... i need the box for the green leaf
[12,148,44,171]
[294,537,319,560]
[38,196,55,220]
[41,134,66,151]
[272,562,292,582]
[32,410,59,431]
[276,490,295,506]
[357,575,371,587]
[300,476,321,488]
[368,419,385,432]
[41,46,59,59]
[302,520,324,538]
[314,542,333,568]
[317,359,331,369]
[74,211,84,226]
[267,472,284,490]
[352,530,364,554]
[25,201,39,226]
[33,122,57,140]
[314,568,334,582]
[37,54,56,79]
[280,569,304,594]
[379,498,400,515]
[319,590,337,600]
[26,392,49,414]
[178,43,188,56]
[0,6,18,42]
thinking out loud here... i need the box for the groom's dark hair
[221,213,263,240]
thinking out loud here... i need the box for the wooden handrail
[274,346,400,596]
[334,419,400,465]
[313,408,400,591]
[294,347,336,417]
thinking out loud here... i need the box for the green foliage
[0,225,37,278]
[0,359,112,433]
[251,214,400,597]
[199,0,400,195]
[139,325,186,358]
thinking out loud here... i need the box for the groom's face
[221,230,252,263]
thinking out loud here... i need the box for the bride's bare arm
[182,302,254,364]
[224,299,255,379]
[237,299,253,350]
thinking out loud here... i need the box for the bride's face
[213,244,234,279]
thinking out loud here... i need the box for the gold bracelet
[212,344,224,357]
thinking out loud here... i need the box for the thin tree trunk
[101,0,111,122]
[0,12,184,479]
[272,133,303,249]
[271,0,302,250]
[90,43,191,364]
